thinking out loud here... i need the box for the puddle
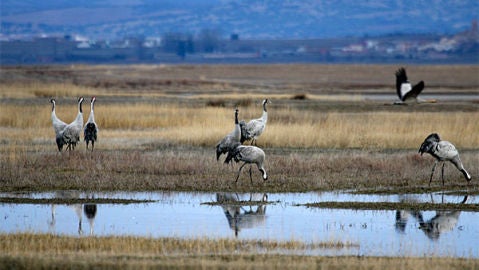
[0,191,477,258]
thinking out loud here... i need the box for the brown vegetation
[1,64,478,268]
[0,64,478,193]
[1,234,477,270]
[0,147,477,193]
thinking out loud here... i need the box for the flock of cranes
[50,67,472,186]
[216,99,270,184]
[51,96,98,152]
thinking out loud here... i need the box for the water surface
[1,191,477,258]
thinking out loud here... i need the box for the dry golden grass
[1,101,477,150]
[0,64,477,192]
[1,233,477,270]
[0,82,97,98]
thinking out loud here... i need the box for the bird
[239,99,270,145]
[50,98,68,151]
[418,133,471,186]
[216,108,241,162]
[226,144,268,183]
[84,96,98,151]
[61,97,84,151]
[394,67,434,104]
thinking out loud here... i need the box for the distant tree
[198,29,221,53]
[162,32,194,57]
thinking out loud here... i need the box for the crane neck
[261,108,267,122]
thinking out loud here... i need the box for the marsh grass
[0,147,477,193]
[299,201,479,211]
[0,233,355,255]
[0,233,477,270]
[0,65,478,193]
[1,102,478,149]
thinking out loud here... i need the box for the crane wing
[395,67,408,100]
[403,81,424,100]
[52,119,68,135]
[239,120,251,143]
[435,141,459,160]
[246,119,264,137]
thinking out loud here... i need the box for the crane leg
[429,161,438,186]
[441,163,445,186]
[249,165,253,184]
[235,163,247,183]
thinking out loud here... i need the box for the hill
[1,0,478,39]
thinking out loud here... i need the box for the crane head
[418,133,440,155]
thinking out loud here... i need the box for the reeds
[1,233,477,269]
[2,102,477,149]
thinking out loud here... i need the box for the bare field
[2,64,478,94]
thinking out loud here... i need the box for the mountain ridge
[1,0,478,40]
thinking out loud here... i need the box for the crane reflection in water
[48,191,97,236]
[395,194,467,240]
[216,193,268,237]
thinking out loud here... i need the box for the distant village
[1,20,478,64]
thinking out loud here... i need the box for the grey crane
[216,108,241,162]
[61,97,84,151]
[395,67,435,104]
[226,144,268,183]
[418,133,471,186]
[84,96,98,151]
[50,98,68,151]
[239,99,270,145]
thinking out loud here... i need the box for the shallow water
[1,191,477,258]
[363,94,478,102]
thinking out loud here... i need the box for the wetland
[1,191,478,258]
[0,64,478,269]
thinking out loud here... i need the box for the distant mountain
[1,0,478,40]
